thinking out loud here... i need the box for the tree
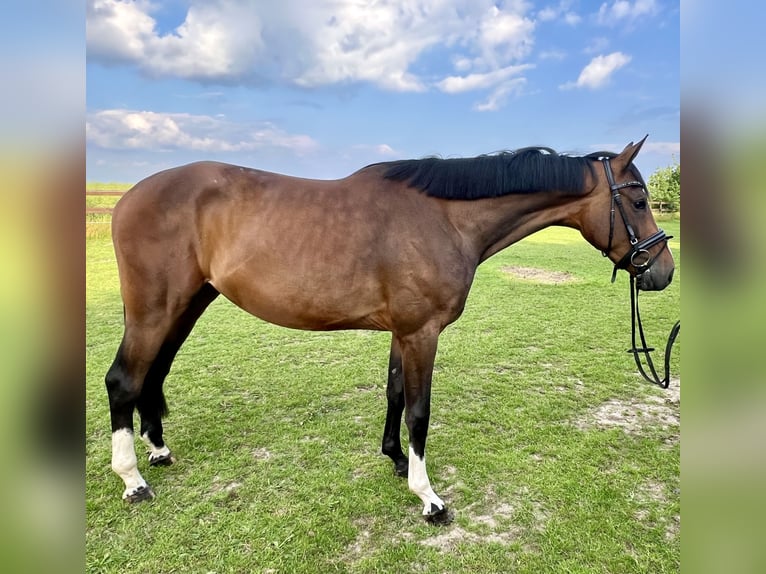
[647,161,680,213]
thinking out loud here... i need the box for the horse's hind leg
[105,263,214,502]
[381,335,408,477]
[137,283,220,467]
[106,318,176,502]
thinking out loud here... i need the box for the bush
[647,161,680,213]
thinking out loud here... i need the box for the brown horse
[105,137,674,525]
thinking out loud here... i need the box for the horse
[105,136,674,525]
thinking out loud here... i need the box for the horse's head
[579,137,675,291]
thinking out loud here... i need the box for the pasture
[86,219,680,573]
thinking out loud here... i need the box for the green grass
[86,221,680,573]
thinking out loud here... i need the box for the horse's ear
[613,135,648,171]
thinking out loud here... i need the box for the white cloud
[86,0,536,105]
[539,49,567,61]
[536,1,581,26]
[432,4,535,110]
[597,0,658,25]
[559,52,631,90]
[289,0,450,92]
[537,7,557,21]
[352,143,401,157]
[474,78,528,112]
[453,56,474,73]
[375,144,399,156]
[474,5,536,68]
[437,65,532,94]
[87,0,264,81]
[86,109,318,154]
[437,63,533,112]
[296,0,534,93]
[86,0,155,62]
[564,12,582,26]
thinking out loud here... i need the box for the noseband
[601,158,680,389]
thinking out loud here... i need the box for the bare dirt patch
[573,378,680,436]
[209,477,243,496]
[251,447,272,460]
[420,524,520,551]
[632,479,680,541]
[419,484,547,553]
[501,266,576,285]
[419,509,522,552]
[343,481,550,561]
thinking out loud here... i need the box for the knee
[105,365,140,406]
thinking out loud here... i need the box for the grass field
[86,218,680,573]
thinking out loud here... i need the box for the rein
[628,276,681,388]
[601,158,680,389]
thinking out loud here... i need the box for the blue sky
[86,0,679,183]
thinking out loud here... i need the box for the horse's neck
[446,192,584,263]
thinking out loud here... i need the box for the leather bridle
[600,157,680,389]
[601,157,672,284]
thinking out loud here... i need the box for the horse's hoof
[394,462,409,478]
[149,452,175,466]
[424,505,454,526]
[124,485,155,503]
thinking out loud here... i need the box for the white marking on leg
[408,446,444,515]
[112,429,148,498]
[141,432,172,462]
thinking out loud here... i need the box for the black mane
[378,148,597,200]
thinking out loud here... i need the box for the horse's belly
[210,269,391,332]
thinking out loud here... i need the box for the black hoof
[424,505,454,526]
[149,452,175,467]
[124,485,155,503]
[394,461,409,478]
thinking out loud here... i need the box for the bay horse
[105,137,674,525]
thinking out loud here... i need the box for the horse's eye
[633,200,647,210]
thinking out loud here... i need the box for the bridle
[601,157,671,284]
[600,157,680,389]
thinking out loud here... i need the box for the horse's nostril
[667,268,675,284]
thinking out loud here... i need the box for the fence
[86,190,124,215]
[649,201,678,214]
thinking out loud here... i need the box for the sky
[86,0,680,184]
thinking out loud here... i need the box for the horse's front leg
[398,326,453,525]
[381,335,408,477]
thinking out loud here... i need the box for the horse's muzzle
[636,265,674,291]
